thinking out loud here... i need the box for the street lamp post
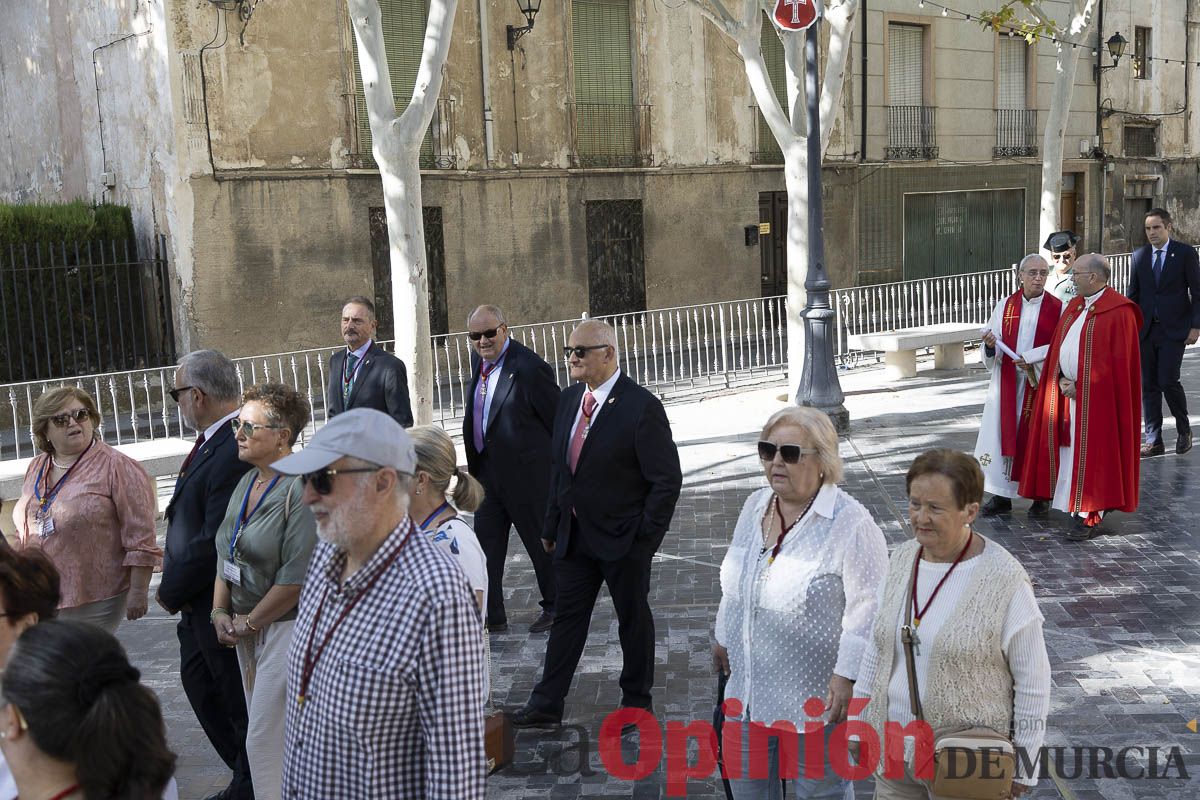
[795,21,849,432]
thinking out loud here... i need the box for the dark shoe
[529,611,555,633]
[488,621,508,633]
[618,704,655,736]
[509,706,562,729]
[1066,516,1098,541]
[1177,432,1193,454]
[1028,500,1050,517]
[202,791,230,800]
[980,496,1013,516]
[1141,441,1166,458]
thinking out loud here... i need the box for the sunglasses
[757,441,818,464]
[301,466,380,495]
[169,385,197,403]
[230,419,284,438]
[1050,252,1072,261]
[563,344,609,359]
[467,327,504,342]
[49,408,92,428]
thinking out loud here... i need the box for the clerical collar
[1083,287,1106,307]
[1023,291,1044,305]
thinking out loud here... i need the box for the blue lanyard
[33,439,95,516]
[416,502,453,532]
[230,474,281,558]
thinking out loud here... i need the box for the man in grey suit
[325,297,413,428]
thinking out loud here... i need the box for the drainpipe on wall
[478,0,496,166]
[860,0,868,162]
[1095,0,1105,251]
[1186,0,1192,156]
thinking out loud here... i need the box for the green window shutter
[571,0,636,163]
[351,0,430,165]
[755,14,787,162]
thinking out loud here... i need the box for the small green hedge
[0,201,135,249]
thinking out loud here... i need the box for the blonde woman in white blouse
[853,449,1051,799]
[713,406,888,800]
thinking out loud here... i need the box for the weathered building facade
[2,0,1195,357]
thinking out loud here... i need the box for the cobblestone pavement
[118,351,1200,799]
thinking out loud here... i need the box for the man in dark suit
[156,350,254,800]
[1127,208,1200,457]
[463,305,559,633]
[325,296,413,428]
[511,320,682,727]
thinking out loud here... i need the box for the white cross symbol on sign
[783,0,807,24]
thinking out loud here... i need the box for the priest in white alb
[974,254,1063,517]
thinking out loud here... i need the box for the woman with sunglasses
[0,620,177,800]
[11,386,161,633]
[211,382,317,800]
[713,406,888,799]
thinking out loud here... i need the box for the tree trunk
[347,0,458,425]
[819,0,858,158]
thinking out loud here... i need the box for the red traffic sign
[772,0,819,31]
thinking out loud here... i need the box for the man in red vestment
[1018,253,1142,541]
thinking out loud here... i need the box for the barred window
[1124,125,1157,158]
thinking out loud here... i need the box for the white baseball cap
[271,408,416,475]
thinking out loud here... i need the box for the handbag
[901,565,1015,800]
[484,621,514,774]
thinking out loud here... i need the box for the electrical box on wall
[744,225,759,246]
[100,172,116,187]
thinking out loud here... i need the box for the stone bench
[847,323,981,379]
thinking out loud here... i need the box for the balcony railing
[569,102,653,168]
[886,105,938,160]
[351,97,457,170]
[750,106,785,165]
[994,108,1039,158]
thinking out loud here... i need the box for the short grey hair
[572,319,619,357]
[1073,252,1110,282]
[1017,254,1048,273]
[467,305,507,327]
[177,350,240,402]
[760,405,844,485]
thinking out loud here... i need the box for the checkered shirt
[282,517,486,799]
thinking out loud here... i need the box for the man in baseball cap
[1044,230,1081,303]
[273,408,487,798]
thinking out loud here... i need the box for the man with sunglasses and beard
[462,304,560,633]
[511,320,682,729]
[273,409,486,798]
[158,350,254,800]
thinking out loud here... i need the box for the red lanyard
[297,524,414,708]
[43,784,80,800]
[33,439,95,514]
[910,533,974,626]
[767,492,816,564]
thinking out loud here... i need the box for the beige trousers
[235,618,294,800]
[58,593,128,634]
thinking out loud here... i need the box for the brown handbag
[483,629,514,774]
[901,561,1016,800]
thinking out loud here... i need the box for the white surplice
[974,292,1052,498]
[1051,288,1107,512]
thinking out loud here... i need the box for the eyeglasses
[467,327,504,342]
[757,441,818,464]
[563,344,609,359]
[301,466,381,495]
[169,385,197,403]
[1022,269,1049,278]
[230,419,284,438]
[48,408,91,428]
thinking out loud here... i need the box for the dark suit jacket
[543,373,682,562]
[463,339,560,507]
[159,422,252,613]
[326,341,414,428]
[1127,239,1200,341]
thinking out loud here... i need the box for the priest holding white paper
[974,254,1064,516]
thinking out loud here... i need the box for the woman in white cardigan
[713,406,889,800]
[853,448,1051,799]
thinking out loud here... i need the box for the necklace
[760,491,818,563]
[51,455,78,470]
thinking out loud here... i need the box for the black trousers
[178,607,254,799]
[474,454,556,626]
[1141,321,1191,444]
[528,523,655,717]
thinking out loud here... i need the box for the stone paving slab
[115,350,1200,799]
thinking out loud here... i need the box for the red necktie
[568,392,597,474]
[180,432,206,474]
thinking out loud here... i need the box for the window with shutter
[888,24,924,106]
[753,14,787,164]
[997,38,1026,110]
[571,0,645,165]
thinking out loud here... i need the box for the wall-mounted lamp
[506,0,541,50]
[1094,32,1127,79]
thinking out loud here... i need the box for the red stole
[998,292,1062,470]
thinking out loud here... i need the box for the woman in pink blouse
[12,386,162,633]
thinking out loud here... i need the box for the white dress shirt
[570,368,622,434]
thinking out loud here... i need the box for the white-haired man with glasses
[273,408,485,799]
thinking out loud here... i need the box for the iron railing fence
[886,105,938,160]
[569,102,653,168]
[0,235,175,384]
[995,108,1039,158]
[0,254,1132,460]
